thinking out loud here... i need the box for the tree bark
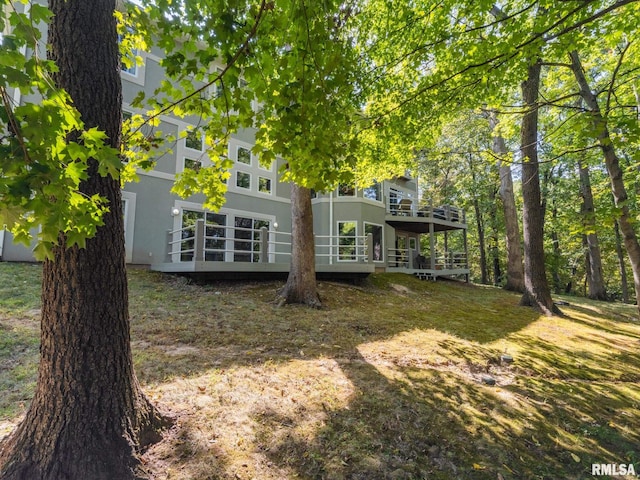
[0,2,168,479]
[614,219,631,303]
[488,112,525,292]
[570,50,640,314]
[473,196,488,284]
[578,159,607,300]
[277,184,322,308]
[518,60,560,316]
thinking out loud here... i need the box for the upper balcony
[385,199,467,234]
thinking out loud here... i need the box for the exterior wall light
[171,207,180,216]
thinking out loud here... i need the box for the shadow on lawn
[253,347,640,480]
[129,277,640,479]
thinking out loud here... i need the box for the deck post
[429,222,436,269]
[367,233,374,264]
[260,226,269,263]
[463,228,469,283]
[166,229,173,262]
[194,218,205,262]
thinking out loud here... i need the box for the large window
[181,210,226,261]
[234,217,270,262]
[364,223,383,262]
[338,221,357,261]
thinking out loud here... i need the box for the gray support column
[429,222,436,269]
[367,233,374,264]
[260,226,269,263]
[194,218,205,262]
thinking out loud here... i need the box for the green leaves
[0,0,121,259]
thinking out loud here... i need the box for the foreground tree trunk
[488,112,525,292]
[578,160,607,300]
[570,50,640,315]
[277,184,322,308]
[0,2,168,479]
[518,60,560,316]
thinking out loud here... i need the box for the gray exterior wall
[0,11,429,272]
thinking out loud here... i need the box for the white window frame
[337,220,358,262]
[364,222,384,263]
[236,171,251,190]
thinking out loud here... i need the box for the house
[0,5,469,281]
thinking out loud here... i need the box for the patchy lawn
[1,264,639,479]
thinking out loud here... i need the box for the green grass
[1,263,640,479]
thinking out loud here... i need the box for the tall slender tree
[518,59,560,315]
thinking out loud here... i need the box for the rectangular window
[236,171,251,189]
[184,157,201,172]
[364,223,383,262]
[234,216,270,262]
[118,32,138,76]
[181,210,226,261]
[338,221,357,261]
[258,177,272,194]
[204,212,226,261]
[338,184,355,197]
[237,146,251,164]
[363,182,382,202]
[185,130,203,151]
[180,210,204,261]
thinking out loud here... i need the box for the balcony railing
[387,248,468,270]
[387,200,465,223]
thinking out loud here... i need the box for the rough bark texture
[518,60,561,316]
[578,160,607,300]
[570,50,640,315]
[278,184,321,308]
[488,112,525,293]
[0,2,168,479]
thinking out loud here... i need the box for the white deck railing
[167,219,374,265]
[387,200,466,223]
[387,248,468,270]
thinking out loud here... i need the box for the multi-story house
[0,5,469,281]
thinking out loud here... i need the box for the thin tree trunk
[578,159,607,300]
[488,112,525,292]
[473,197,489,284]
[570,50,640,315]
[278,184,321,307]
[489,185,502,286]
[518,60,560,316]
[614,219,631,303]
[0,2,168,479]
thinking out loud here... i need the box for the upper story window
[237,146,251,165]
[363,182,382,202]
[185,130,203,151]
[184,157,202,172]
[338,184,355,197]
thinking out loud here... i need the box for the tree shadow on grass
[253,347,640,480]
